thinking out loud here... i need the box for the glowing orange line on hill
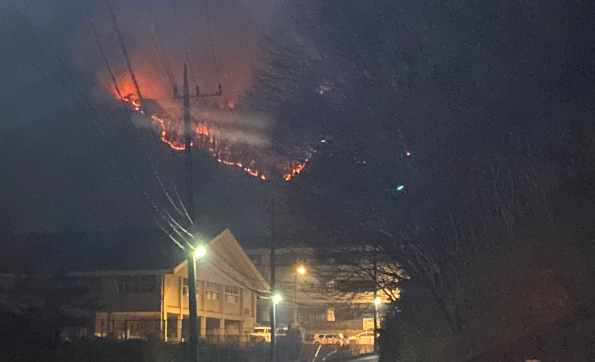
[121,94,308,181]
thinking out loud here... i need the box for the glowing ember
[121,94,309,181]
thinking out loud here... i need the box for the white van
[251,326,271,343]
[348,331,375,345]
[312,333,345,346]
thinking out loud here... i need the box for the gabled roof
[174,229,269,293]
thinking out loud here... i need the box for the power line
[13,1,192,250]
[105,0,144,103]
[138,0,177,88]
[83,4,124,102]
[202,0,221,86]
[170,0,199,87]
[92,0,195,229]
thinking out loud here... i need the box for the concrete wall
[97,275,161,313]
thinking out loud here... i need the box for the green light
[320,139,327,143]
[194,245,207,259]
[396,185,405,191]
[272,293,283,304]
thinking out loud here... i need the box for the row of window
[183,280,241,304]
[73,276,245,304]
[117,275,156,293]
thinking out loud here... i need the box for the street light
[373,296,382,352]
[296,265,307,276]
[294,265,306,325]
[270,292,283,362]
[194,245,207,260]
[187,242,207,362]
[272,293,283,304]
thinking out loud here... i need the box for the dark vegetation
[254,0,595,360]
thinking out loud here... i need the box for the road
[349,354,378,362]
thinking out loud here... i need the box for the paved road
[349,354,378,362]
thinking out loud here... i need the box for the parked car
[250,326,289,343]
[312,333,345,346]
[348,331,375,345]
[276,327,288,337]
[251,326,271,343]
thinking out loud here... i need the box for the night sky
[1,0,594,243]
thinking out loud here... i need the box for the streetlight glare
[194,245,207,260]
[273,293,283,304]
[374,297,382,306]
[297,265,307,275]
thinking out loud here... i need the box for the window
[206,282,220,301]
[327,308,335,322]
[182,278,198,296]
[244,290,252,315]
[225,285,240,303]
[117,275,156,293]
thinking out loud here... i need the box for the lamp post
[374,296,381,352]
[187,244,207,362]
[271,292,283,362]
[294,265,306,326]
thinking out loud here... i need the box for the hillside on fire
[1,0,595,362]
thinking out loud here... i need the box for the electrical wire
[202,0,221,86]
[12,1,191,251]
[90,0,195,229]
[169,0,199,87]
[105,0,144,103]
[138,0,177,88]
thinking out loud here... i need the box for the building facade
[26,229,270,342]
[242,242,399,334]
[75,230,269,342]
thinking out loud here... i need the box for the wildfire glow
[120,93,309,181]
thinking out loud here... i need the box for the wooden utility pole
[174,64,221,362]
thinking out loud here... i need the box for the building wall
[95,273,162,313]
[245,246,389,330]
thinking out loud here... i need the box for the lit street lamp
[270,292,283,362]
[273,293,283,305]
[194,245,207,260]
[187,243,207,362]
[373,296,382,352]
[294,265,306,325]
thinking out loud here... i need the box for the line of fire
[119,90,309,182]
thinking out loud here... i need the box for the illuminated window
[206,282,220,301]
[225,285,240,303]
[327,308,335,322]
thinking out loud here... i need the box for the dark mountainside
[250,0,595,360]
[1,0,594,361]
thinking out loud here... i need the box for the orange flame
[120,94,308,181]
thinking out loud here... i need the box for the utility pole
[174,64,221,362]
[269,197,277,362]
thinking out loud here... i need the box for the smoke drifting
[65,0,311,180]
